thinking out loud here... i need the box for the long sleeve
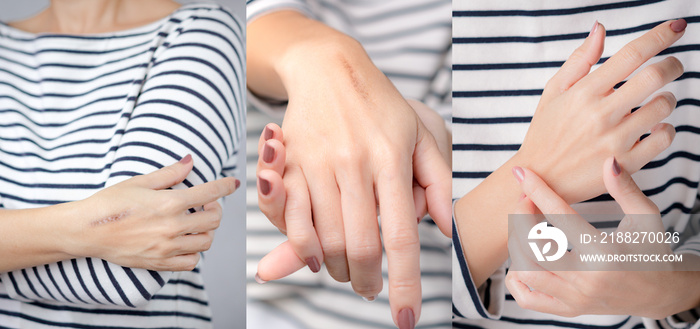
[452,213,506,321]
[1,5,244,308]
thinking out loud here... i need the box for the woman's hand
[248,11,451,328]
[506,158,700,319]
[515,19,686,203]
[455,19,687,287]
[65,155,239,271]
[255,99,451,329]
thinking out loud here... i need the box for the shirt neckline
[0,4,193,40]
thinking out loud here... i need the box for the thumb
[603,156,659,215]
[256,241,306,283]
[128,154,193,189]
[413,121,452,237]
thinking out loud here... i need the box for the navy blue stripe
[452,220,491,319]
[110,142,206,183]
[7,272,29,299]
[101,260,134,308]
[498,315,630,329]
[32,267,56,301]
[0,108,124,128]
[122,267,152,301]
[0,307,203,329]
[453,116,532,124]
[119,127,217,178]
[149,271,165,287]
[167,279,204,290]
[453,144,520,151]
[86,257,115,305]
[453,0,665,17]
[71,259,102,305]
[146,70,237,141]
[57,261,88,304]
[20,269,41,299]
[150,294,208,306]
[44,264,73,303]
[454,16,700,44]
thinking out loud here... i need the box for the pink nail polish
[258,177,271,196]
[671,19,687,33]
[589,20,598,37]
[306,257,321,273]
[612,158,621,176]
[263,126,273,141]
[262,143,275,163]
[235,179,241,189]
[512,166,525,183]
[255,273,267,284]
[398,308,415,329]
[179,154,192,164]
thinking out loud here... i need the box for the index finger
[582,19,686,94]
[376,162,421,329]
[180,177,239,208]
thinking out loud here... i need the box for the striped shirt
[245,0,452,328]
[452,1,700,328]
[0,3,244,328]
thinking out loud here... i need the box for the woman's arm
[0,156,238,273]
[2,5,245,308]
[456,19,686,287]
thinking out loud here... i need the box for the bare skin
[9,0,180,35]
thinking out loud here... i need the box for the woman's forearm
[247,10,367,101]
[454,155,526,287]
[0,201,84,273]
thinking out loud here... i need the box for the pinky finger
[620,123,675,173]
[163,253,201,272]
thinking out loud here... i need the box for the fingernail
[589,20,598,36]
[398,308,415,329]
[305,257,321,273]
[258,177,271,196]
[179,154,192,164]
[255,273,267,284]
[262,143,275,163]
[671,19,687,33]
[512,166,525,183]
[263,126,273,141]
[416,216,421,223]
[362,295,377,302]
[612,157,621,176]
[235,179,241,189]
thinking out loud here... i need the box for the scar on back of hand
[91,211,129,226]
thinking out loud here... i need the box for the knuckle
[619,43,645,68]
[656,93,677,116]
[383,228,419,254]
[321,239,347,260]
[346,243,382,267]
[641,65,665,86]
[352,281,381,297]
[285,231,316,250]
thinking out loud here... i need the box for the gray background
[0,1,247,328]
